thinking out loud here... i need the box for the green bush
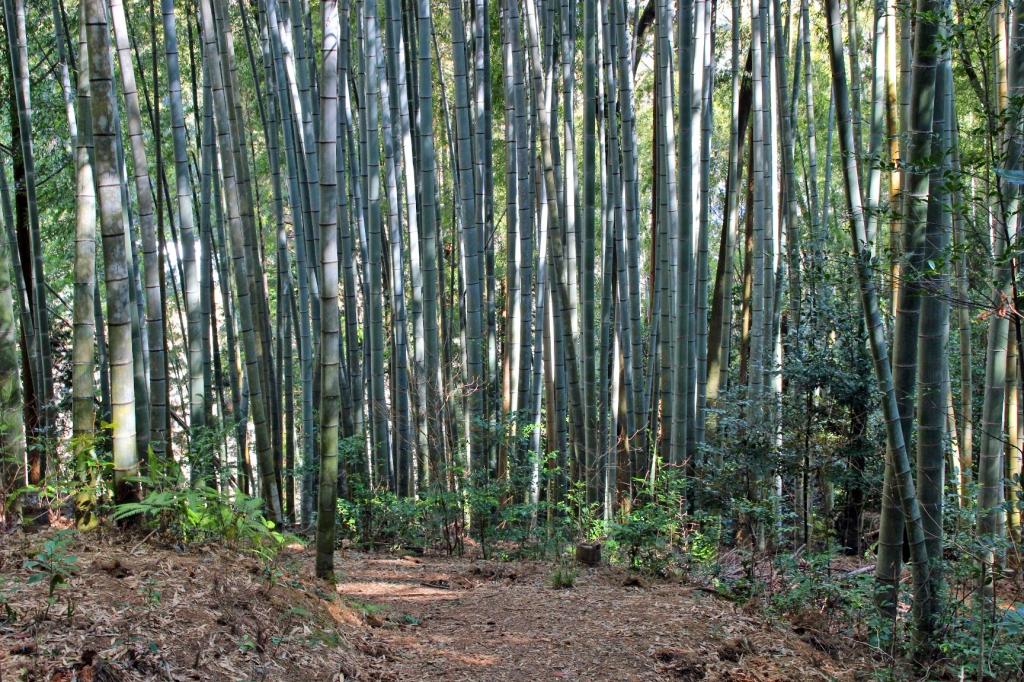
[113,484,287,559]
[338,484,425,551]
[607,466,687,575]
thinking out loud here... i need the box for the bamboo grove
[1,0,1023,654]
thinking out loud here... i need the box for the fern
[113,486,290,556]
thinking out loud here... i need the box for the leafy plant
[561,480,603,543]
[348,599,385,616]
[0,576,17,622]
[140,578,162,608]
[464,471,504,559]
[23,529,79,620]
[338,479,425,551]
[548,563,577,589]
[607,467,687,575]
[113,484,288,559]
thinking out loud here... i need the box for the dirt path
[334,552,868,681]
[1,530,875,681]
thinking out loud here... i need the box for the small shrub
[23,529,79,620]
[338,481,425,551]
[607,466,688,575]
[113,484,288,559]
[548,564,576,589]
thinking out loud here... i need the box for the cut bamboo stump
[575,542,601,567]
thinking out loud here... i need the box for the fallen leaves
[1,530,881,681]
[0,527,379,681]
[331,552,876,681]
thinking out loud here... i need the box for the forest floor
[0,526,883,681]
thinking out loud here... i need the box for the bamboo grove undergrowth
[2,0,1024,669]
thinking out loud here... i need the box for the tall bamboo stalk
[3,0,53,484]
[109,0,169,459]
[823,0,933,648]
[199,0,282,522]
[315,0,341,580]
[85,0,139,504]
[162,0,206,464]
[72,0,97,525]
